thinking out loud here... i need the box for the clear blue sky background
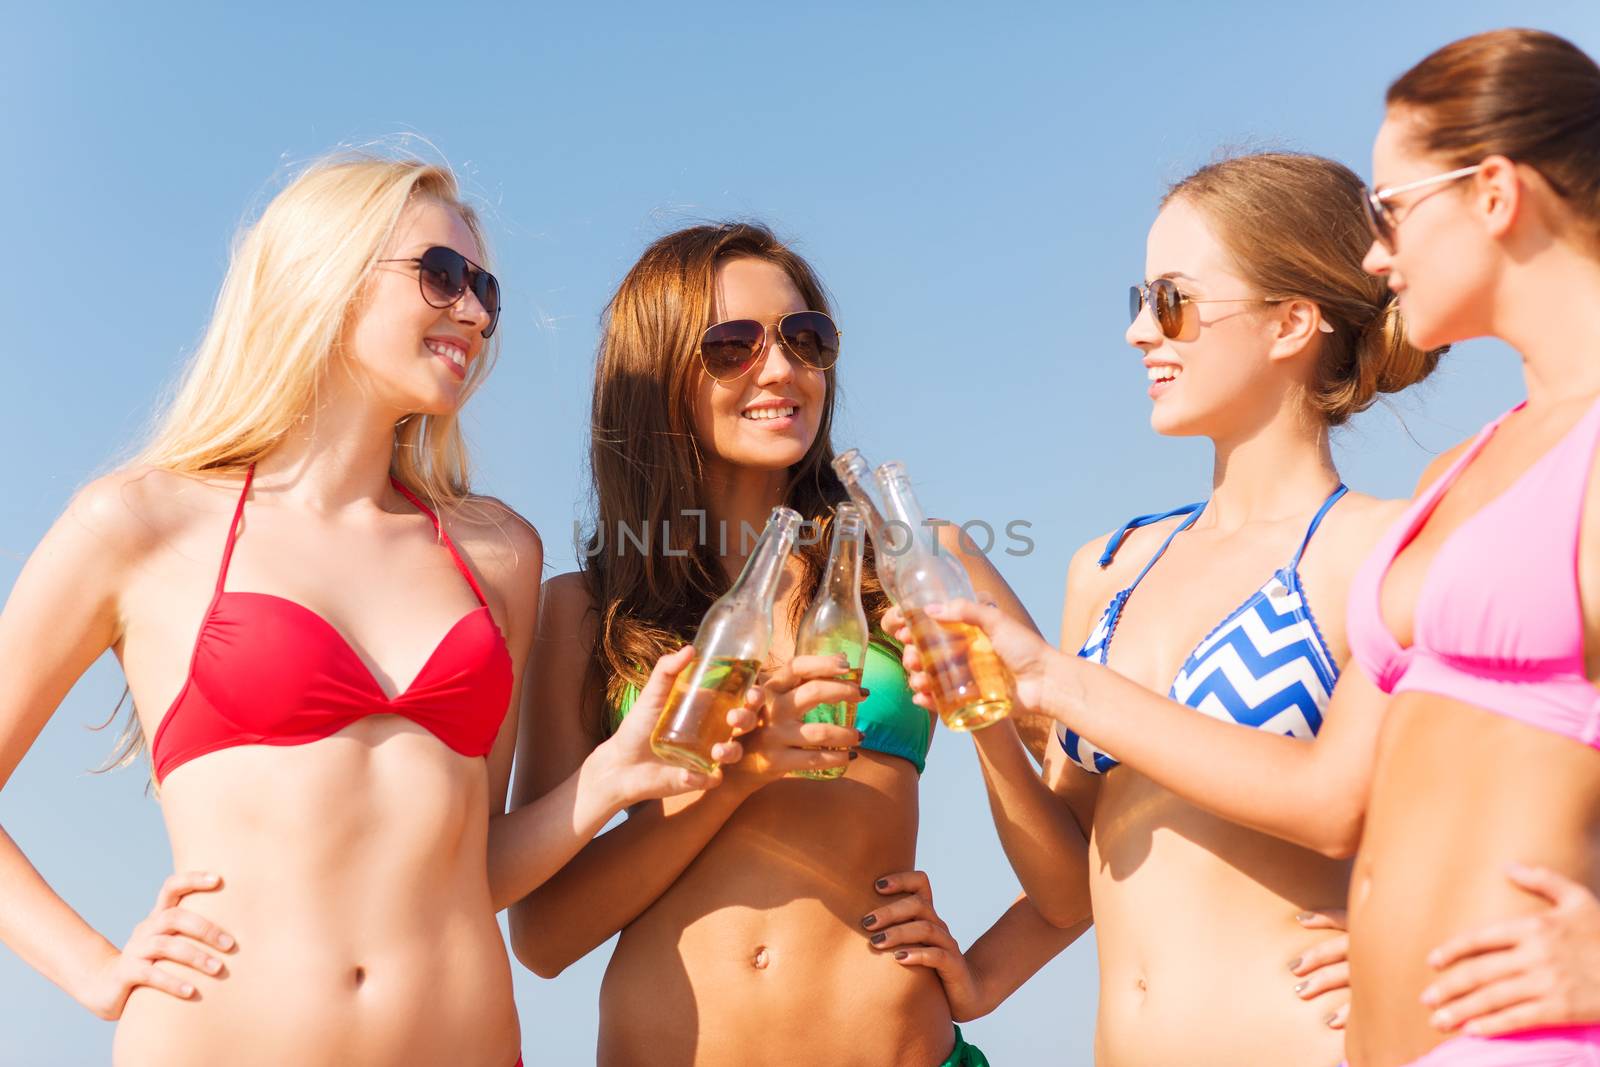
[3,1,1596,1063]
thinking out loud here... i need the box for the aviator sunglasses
[377,246,502,339]
[698,311,842,383]
[1361,164,1483,254]
[1130,278,1275,340]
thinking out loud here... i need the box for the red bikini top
[150,466,513,783]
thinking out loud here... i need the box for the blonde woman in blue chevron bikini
[864,152,1442,1066]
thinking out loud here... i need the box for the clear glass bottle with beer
[650,507,802,773]
[872,461,1012,731]
[790,504,869,781]
[831,449,900,599]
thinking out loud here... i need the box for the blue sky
[3,1,1597,1062]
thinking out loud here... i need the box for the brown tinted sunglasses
[698,311,841,382]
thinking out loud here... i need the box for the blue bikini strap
[1097,502,1206,568]
[1288,483,1349,572]
[1098,501,1206,598]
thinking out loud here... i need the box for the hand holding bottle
[592,645,758,806]
[722,654,865,785]
[882,599,1068,719]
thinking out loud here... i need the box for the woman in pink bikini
[887,27,1600,1067]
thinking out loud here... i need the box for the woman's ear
[1266,298,1328,363]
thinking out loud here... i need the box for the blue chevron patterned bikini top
[1058,484,1347,775]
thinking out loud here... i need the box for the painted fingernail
[1293,981,1308,995]
[857,730,867,741]
[1287,957,1301,972]
[849,750,859,760]
[861,915,877,929]
[870,932,886,945]
[859,688,871,698]
[1325,1013,1340,1027]
[894,950,908,960]
[875,878,890,890]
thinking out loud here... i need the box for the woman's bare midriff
[113,720,520,1067]
[1090,768,1351,1067]
[1347,694,1600,1067]
[597,753,954,1067]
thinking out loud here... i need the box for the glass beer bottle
[831,449,900,599]
[650,507,802,773]
[873,462,1012,731]
[789,504,869,781]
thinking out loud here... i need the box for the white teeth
[426,340,466,368]
[743,406,797,421]
[1147,365,1180,383]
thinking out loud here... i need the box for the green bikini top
[612,640,933,774]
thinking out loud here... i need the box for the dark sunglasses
[1130,278,1273,340]
[377,246,501,339]
[698,311,842,383]
[1361,164,1483,254]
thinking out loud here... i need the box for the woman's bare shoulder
[65,465,243,563]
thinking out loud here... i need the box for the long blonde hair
[136,152,495,495]
[104,152,497,770]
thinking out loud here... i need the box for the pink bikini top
[150,466,513,783]
[1347,397,1600,747]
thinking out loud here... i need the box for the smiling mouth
[425,339,467,373]
[1147,366,1181,384]
[742,405,798,421]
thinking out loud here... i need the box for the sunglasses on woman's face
[1129,278,1273,340]
[698,311,842,383]
[1361,164,1483,254]
[377,246,502,339]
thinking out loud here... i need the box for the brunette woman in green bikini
[507,223,1039,1065]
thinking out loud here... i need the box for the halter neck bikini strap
[1289,483,1349,572]
[1097,502,1206,568]
[212,463,256,599]
[390,478,489,607]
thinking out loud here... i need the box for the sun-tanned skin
[1344,113,1600,1067]
[509,256,1033,1066]
[872,191,1411,1066]
[0,191,745,1067]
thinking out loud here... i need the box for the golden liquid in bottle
[905,611,1012,731]
[790,666,864,781]
[650,657,763,774]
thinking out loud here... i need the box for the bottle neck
[823,527,865,600]
[876,470,936,554]
[727,514,799,610]
[836,463,895,552]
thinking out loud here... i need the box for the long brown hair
[1386,28,1600,246]
[1165,152,1443,424]
[579,222,892,735]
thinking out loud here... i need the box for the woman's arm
[890,532,1102,926]
[920,594,1387,859]
[505,573,859,978]
[0,473,235,1018]
[464,506,747,910]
